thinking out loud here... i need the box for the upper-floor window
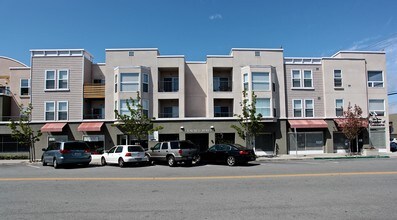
[334,70,342,88]
[252,72,270,91]
[368,71,383,87]
[243,73,248,91]
[45,102,55,121]
[335,99,344,117]
[214,106,230,117]
[45,70,56,90]
[58,70,69,89]
[163,77,178,92]
[293,99,302,117]
[142,99,149,117]
[213,77,230,91]
[45,70,69,90]
[114,75,118,93]
[57,101,68,120]
[120,99,137,116]
[369,99,385,116]
[304,99,314,117]
[143,74,149,93]
[292,69,313,88]
[256,98,271,117]
[255,51,260,56]
[162,106,179,118]
[120,73,139,92]
[20,79,30,96]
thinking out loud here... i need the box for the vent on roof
[129,51,134,56]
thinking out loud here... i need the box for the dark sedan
[200,144,256,166]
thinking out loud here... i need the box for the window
[45,102,55,121]
[20,79,30,96]
[252,72,270,91]
[143,74,149,93]
[369,99,385,116]
[214,106,230,117]
[120,99,137,116]
[120,73,139,92]
[243,73,249,91]
[114,75,118,93]
[335,99,344,116]
[255,51,260,56]
[334,70,342,88]
[128,51,134,56]
[304,99,314,117]
[213,77,230,91]
[256,98,271,117]
[115,147,123,153]
[45,70,56,89]
[293,100,302,117]
[163,77,178,92]
[142,99,149,117]
[368,71,383,87]
[292,69,313,88]
[163,106,178,118]
[57,101,68,120]
[93,79,105,84]
[57,70,69,89]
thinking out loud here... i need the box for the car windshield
[128,146,144,152]
[64,142,89,150]
[230,144,246,150]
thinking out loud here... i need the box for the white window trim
[44,101,55,121]
[335,99,344,117]
[252,72,270,91]
[291,69,302,88]
[291,69,314,89]
[369,99,385,116]
[292,99,303,118]
[143,73,149,93]
[304,99,314,118]
[243,73,249,91]
[303,69,313,88]
[367,71,384,88]
[57,69,69,90]
[20,79,30,96]
[120,73,140,92]
[45,70,56,90]
[333,70,343,88]
[57,101,68,121]
[256,98,272,117]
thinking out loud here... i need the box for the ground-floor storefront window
[0,135,29,153]
[288,132,324,154]
[255,133,274,155]
[215,133,235,144]
[48,135,68,146]
[369,127,386,150]
[83,135,105,154]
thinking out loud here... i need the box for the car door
[215,144,228,163]
[113,146,124,162]
[159,142,169,161]
[43,143,55,163]
[204,145,217,163]
[106,147,117,164]
[150,143,161,161]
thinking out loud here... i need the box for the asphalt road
[1,159,397,220]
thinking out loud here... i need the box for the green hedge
[0,154,29,160]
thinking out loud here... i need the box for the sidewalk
[256,152,396,161]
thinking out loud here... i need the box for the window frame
[304,99,314,117]
[45,101,55,121]
[57,69,69,90]
[367,71,384,88]
[292,99,303,117]
[45,70,56,90]
[142,73,149,93]
[252,72,270,91]
[335,99,344,117]
[303,70,313,88]
[57,101,68,121]
[120,73,139,92]
[20,79,30,96]
[333,70,343,88]
[369,99,385,116]
[256,98,271,117]
[291,70,302,88]
[243,73,249,91]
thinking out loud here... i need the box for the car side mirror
[150,147,154,151]
[42,148,47,151]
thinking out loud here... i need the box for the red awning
[77,122,104,132]
[41,123,67,132]
[334,118,368,128]
[288,119,328,129]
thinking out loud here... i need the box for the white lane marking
[26,164,41,169]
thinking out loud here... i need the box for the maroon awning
[288,119,328,128]
[41,123,67,132]
[78,122,103,132]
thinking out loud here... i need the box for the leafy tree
[8,103,42,162]
[113,92,163,145]
[341,103,366,154]
[231,90,264,149]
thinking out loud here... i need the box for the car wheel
[53,158,59,169]
[101,157,107,166]
[118,158,125,168]
[167,155,176,167]
[226,156,236,166]
[192,155,201,165]
[42,157,47,166]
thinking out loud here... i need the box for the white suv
[100,145,148,167]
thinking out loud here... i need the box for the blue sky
[1,0,397,109]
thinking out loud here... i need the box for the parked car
[146,140,200,167]
[200,144,256,166]
[42,141,92,169]
[390,142,397,152]
[100,145,148,167]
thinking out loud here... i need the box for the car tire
[53,158,59,169]
[42,157,47,166]
[167,155,176,167]
[101,157,107,166]
[118,158,125,168]
[226,156,236,166]
[192,155,201,165]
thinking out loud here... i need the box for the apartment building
[0,48,389,158]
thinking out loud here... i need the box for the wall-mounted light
[210,125,215,130]
[180,126,184,131]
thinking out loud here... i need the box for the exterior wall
[9,68,31,115]
[185,62,207,117]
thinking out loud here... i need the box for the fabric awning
[288,119,328,129]
[334,118,368,128]
[78,122,104,132]
[41,123,67,132]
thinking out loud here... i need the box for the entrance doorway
[186,134,209,151]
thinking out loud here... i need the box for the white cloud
[209,14,222,20]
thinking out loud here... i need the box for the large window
[256,98,271,117]
[57,70,69,89]
[293,100,302,117]
[45,70,69,90]
[120,99,137,116]
[288,132,324,151]
[367,71,383,87]
[163,77,178,92]
[214,106,230,117]
[369,99,385,116]
[163,106,179,118]
[334,70,342,88]
[252,72,270,91]
[45,70,56,90]
[304,99,314,117]
[57,101,68,120]
[292,69,313,88]
[120,73,139,92]
[335,99,344,117]
[45,102,55,121]
[20,79,30,96]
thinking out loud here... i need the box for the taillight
[178,149,183,155]
[239,151,249,155]
[60,149,70,154]
[84,149,90,153]
[125,152,132,157]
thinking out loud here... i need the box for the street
[1,159,397,219]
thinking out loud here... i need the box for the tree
[113,92,163,145]
[8,103,42,162]
[341,103,366,154]
[231,90,264,149]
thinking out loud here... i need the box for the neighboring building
[0,48,390,157]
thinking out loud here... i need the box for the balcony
[214,99,233,117]
[213,67,232,92]
[83,114,105,119]
[84,83,105,98]
[158,67,179,92]
[158,99,179,118]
